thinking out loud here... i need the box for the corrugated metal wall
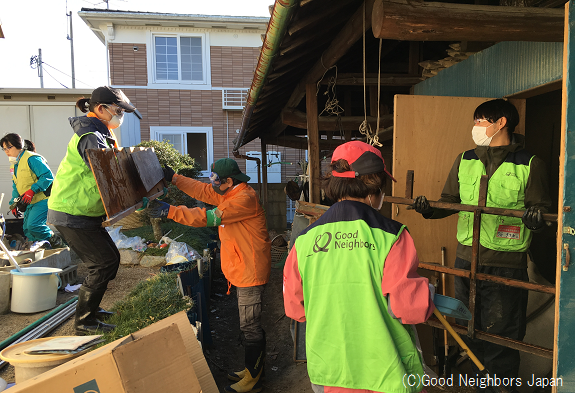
[414,42,563,97]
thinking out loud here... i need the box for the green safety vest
[12,150,48,205]
[48,132,110,217]
[295,201,424,393]
[457,149,533,252]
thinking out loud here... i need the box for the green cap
[211,158,251,182]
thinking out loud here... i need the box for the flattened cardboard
[7,322,202,393]
[132,311,219,393]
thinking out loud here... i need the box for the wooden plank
[307,83,321,204]
[281,108,393,131]
[372,0,564,42]
[87,147,166,224]
[131,149,164,192]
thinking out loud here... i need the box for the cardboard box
[9,312,218,393]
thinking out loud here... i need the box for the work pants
[55,225,120,291]
[23,199,52,242]
[236,285,265,342]
[454,257,528,391]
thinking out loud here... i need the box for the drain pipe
[233,0,298,152]
[233,151,262,199]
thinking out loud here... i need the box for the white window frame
[151,126,213,177]
[148,32,210,87]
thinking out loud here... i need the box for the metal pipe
[233,151,262,199]
[233,0,299,152]
[0,297,78,350]
[0,302,77,369]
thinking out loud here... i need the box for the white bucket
[10,267,62,313]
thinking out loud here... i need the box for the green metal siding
[413,42,562,98]
[557,1,575,387]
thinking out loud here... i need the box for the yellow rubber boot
[227,368,247,382]
[224,368,263,393]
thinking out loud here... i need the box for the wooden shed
[234,0,575,388]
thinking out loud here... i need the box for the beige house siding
[109,43,148,86]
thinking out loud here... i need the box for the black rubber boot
[225,334,266,393]
[96,307,115,320]
[228,331,266,382]
[75,287,116,336]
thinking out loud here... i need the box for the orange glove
[21,189,35,204]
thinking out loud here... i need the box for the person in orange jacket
[148,158,271,393]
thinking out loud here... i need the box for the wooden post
[306,83,321,204]
[261,138,268,214]
[371,0,563,42]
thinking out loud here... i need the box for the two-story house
[79,9,304,229]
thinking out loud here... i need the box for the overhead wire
[42,67,69,88]
[42,62,93,88]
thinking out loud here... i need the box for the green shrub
[135,140,201,208]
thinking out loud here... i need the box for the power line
[42,67,69,89]
[42,62,94,88]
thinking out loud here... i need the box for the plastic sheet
[106,226,147,252]
[165,241,202,265]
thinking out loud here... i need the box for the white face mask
[472,123,500,146]
[369,190,385,211]
[104,107,124,129]
[8,156,17,164]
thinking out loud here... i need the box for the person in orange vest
[148,158,271,393]
[1,133,55,245]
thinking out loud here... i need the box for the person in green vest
[1,133,55,245]
[283,141,435,393]
[413,99,551,391]
[47,86,136,336]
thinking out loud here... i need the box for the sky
[0,0,273,90]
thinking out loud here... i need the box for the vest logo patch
[312,232,332,253]
[496,225,521,240]
[308,230,376,256]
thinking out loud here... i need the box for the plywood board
[131,149,164,192]
[87,147,165,225]
[392,95,525,271]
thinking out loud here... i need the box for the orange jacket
[168,174,271,287]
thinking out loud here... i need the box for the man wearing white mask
[412,99,551,391]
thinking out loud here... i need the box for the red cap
[331,141,396,182]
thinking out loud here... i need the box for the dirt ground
[0,255,157,384]
[1,249,475,393]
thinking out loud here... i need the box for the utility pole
[67,12,76,88]
[38,48,44,88]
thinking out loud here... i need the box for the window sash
[153,34,205,84]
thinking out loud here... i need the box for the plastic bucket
[10,267,62,313]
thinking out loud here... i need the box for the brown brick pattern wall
[122,88,303,185]
[109,43,148,86]
[211,46,261,88]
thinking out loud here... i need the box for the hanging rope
[358,2,381,147]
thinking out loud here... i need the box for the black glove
[163,165,175,183]
[522,206,544,231]
[413,195,434,216]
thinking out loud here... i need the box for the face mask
[8,156,17,164]
[472,123,500,146]
[104,107,124,129]
[212,184,230,196]
[369,189,385,211]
